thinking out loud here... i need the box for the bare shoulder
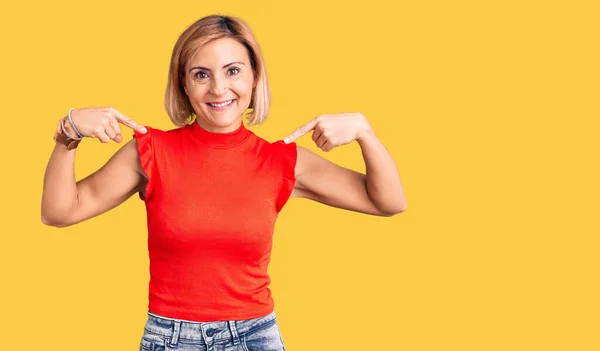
[84,137,148,191]
[101,137,145,178]
[292,144,342,198]
[121,137,147,180]
[294,144,331,177]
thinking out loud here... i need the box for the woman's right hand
[67,106,147,143]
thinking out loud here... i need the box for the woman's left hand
[283,112,373,152]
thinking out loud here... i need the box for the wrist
[61,117,81,139]
[54,117,82,149]
[67,108,84,138]
[356,128,376,144]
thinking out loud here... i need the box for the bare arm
[41,107,149,227]
[41,138,147,227]
[291,139,406,216]
[285,113,406,216]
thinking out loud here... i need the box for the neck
[195,118,242,134]
[187,118,250,149]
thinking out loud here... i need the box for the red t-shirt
[133,121,296,321]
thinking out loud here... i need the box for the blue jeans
[139,310,286,351]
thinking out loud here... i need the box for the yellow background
[1,0,598,350]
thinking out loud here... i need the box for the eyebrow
[188,61,245,72]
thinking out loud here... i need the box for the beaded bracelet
[60,117,82,140]
[67,108,84,139]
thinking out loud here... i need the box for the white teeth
[208,100,233,107]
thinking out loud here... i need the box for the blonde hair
[165,15,271,127]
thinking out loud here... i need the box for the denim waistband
[143,310,277,346]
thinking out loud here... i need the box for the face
[183,37,255,133]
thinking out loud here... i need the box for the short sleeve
[133,126,154,201]
[275,140,297,212]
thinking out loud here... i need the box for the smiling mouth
[207,99,235,107]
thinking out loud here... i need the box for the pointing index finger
[112,108,147,134]
[284,118,318,144]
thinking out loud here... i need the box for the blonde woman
[41,15,406,351]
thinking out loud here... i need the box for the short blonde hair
[165,15,271,127]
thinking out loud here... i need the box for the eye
[228,67,240,75]
[194,71,208,79]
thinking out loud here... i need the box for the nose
[209,76,228,96]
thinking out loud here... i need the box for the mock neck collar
[186,119,251,149]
